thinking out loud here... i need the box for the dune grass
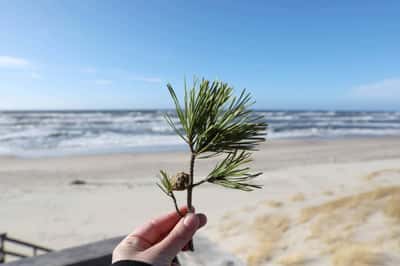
[247,214,290,266]
[264,200,284,208]
[218,185,400,265]
[300,186,400,223]
[300,186,400,251]
[383,195,400,222]
[323,190,334,196]
[290,193,306,202]
[364,168,400,180]
[241,204,258,212]
[247,243,275,266]
[308,212,355,244]
[277,253,306,266]
[331,244,382,266]
[218,217,240,238]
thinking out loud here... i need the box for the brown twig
[170,191,184,217]
[187,151,196,251]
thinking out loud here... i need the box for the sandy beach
[1,137,400,265]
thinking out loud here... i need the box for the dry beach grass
[278,253,306,266]
[212,179,400,265]
[331,244,382,266]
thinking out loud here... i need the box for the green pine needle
[206,150,262,191]
[166,78,267,157]
[159,77,266,227]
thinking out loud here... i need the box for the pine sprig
[165,79,267,155]
[158,77,267,250]
[200,151,262,191]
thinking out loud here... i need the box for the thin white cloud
[31,72,42,80]
[350,78,400,99]
[0,56,30,68]
[131,76,162,83]
[82,67,97,73]
[95,79,113,85]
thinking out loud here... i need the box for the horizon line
[0,108,398,112]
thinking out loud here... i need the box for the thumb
[152,213,205,259]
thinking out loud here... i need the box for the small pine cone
[171,172,189,191]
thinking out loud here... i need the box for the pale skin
[112,207,207,266]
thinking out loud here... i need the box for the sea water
[0,110,399,157]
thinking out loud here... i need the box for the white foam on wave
[58,132,184,149]
[0,146,13,156]
[0,133,186,158]
[0,127,57,141]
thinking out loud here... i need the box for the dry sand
[1,137,400,265]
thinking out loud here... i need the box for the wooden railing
[0,233,52,263]
[2,236,123,266]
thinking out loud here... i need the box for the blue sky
[0,1,399,110]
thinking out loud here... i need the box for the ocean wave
[0,110,399,156]
[58,133,184,149]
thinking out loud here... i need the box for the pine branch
[166,78,267,156]
[158,77,266,251]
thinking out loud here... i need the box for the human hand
[112,207,207,266]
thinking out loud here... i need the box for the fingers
[114,209,207,265]
[129,206,190,245]
[152,213,207,259]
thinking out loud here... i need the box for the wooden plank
[2,236,123,266]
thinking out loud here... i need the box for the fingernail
[183,213,198,229]
[197,213,207,228]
